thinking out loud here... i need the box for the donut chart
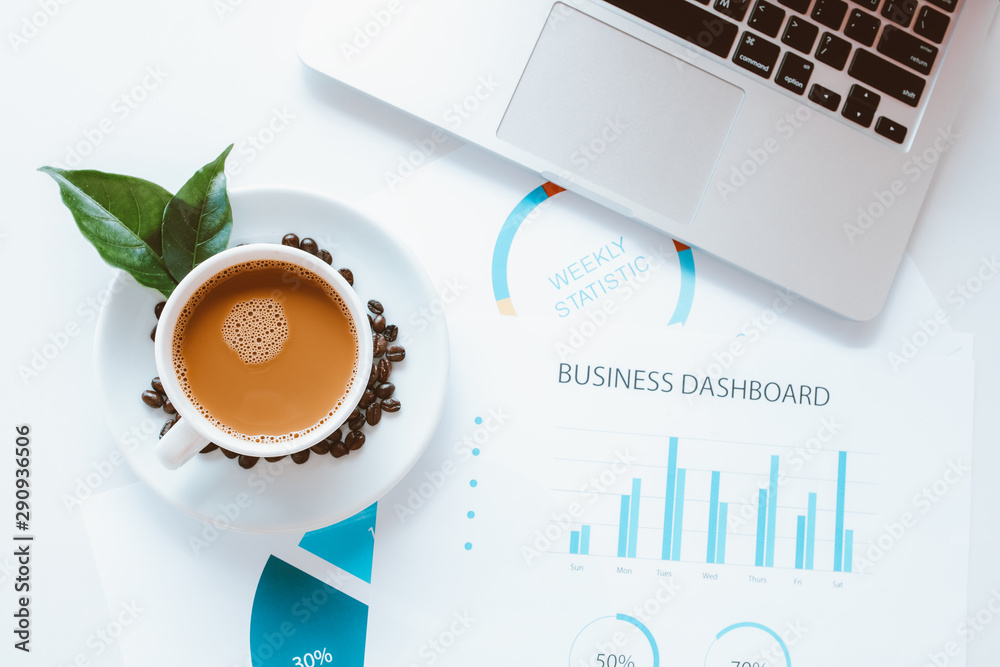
[491,182,566,315]
[491,182,696,324]
[568,613,660,667]
[704,622,792,667]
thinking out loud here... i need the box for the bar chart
[555,433,872,573]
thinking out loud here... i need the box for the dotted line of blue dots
[466,416,483,551]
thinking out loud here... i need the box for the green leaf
[38,166,178,297]
[162,145,234,283]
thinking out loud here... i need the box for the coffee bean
[299,237,319,255]
[366,402,382,426]
[154,301,165,319]
[282,233,300,247]
[330,441,349,458]
[384,324,398,342]
[377,358,392,383]
[159,419,177,438]
[200,443,219,453]
[318,249,333,265]
[238,455,259,469]
[291,449,311,464]
[375,382,395,399]
[367,313,373,328]
[151,376,164,394]
[367,299,384,315]
[327,428,343,443]
[372,314,386,333]
[163,399,176,415]
[221,448,239,459]
[265,455,287,462]
[339,268,354,286]
[367,363,378,389]
[359,389,376,409]
[348,409,366,431]
[150,325,157,342]
[311,441,331,455]
[381,398,401,413]
[142,390,164,408]
[386,345,406,362]
[373,333,387,357]
[345,430,366,450]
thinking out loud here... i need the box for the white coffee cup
[153,243,373,469]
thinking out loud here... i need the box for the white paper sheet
[366,313,974,666]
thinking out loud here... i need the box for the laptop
[298,0,997,320]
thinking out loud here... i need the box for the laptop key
[809,83,842,110]
[878,25,937,75]
[842,98,876,127]
[749,1,787,38]
[850,0,880,9]
[816,32,852,70]
[849,49,925,106]
[914,5,950,44]
[775,52,814,94]
[811,0,848,30]
[875,116,908,143]
[925,0,956,12]
[881,0,916,27]
[848,83,880,108]
[842,86,879,127]
[778,0,811,12]
[603,0,739,58]
[782,16,820,53]
[844,9,881,46]
[732,32,781,78]
[715,0,754,21]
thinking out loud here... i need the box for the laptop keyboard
[602,0,961,147]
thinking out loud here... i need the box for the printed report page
[366,313,973,667]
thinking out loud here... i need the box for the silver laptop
[298,0,996,319]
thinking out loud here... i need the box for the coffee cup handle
[155,419,210,470]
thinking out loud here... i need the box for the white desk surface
[2,1,998,663]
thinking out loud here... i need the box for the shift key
[849,49,925,107]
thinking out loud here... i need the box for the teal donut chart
[711,621,792,666]
[491,182,695,324]
[569,613,661,667]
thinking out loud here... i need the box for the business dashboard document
[368,313,973,667]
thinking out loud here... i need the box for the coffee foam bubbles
[221,298,289,364]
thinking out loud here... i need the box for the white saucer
[93,187,449,533]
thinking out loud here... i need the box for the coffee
[172,259,359,444]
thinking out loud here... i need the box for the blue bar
[627,478,642,558]
[765,455,779,567]
[844,530,854,573]
[671,469,687,560]
[805,492,817,570]
[570,531,580,555]
[662,437,679,560]
[834,451,847,572]
[581,525,591,555]
[717,503,728,565]
[706,471,721,564]
[795,516,805,569]
[755,489,767,567]
[618,495,630,558]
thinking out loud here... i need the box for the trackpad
[497,3,744,224]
